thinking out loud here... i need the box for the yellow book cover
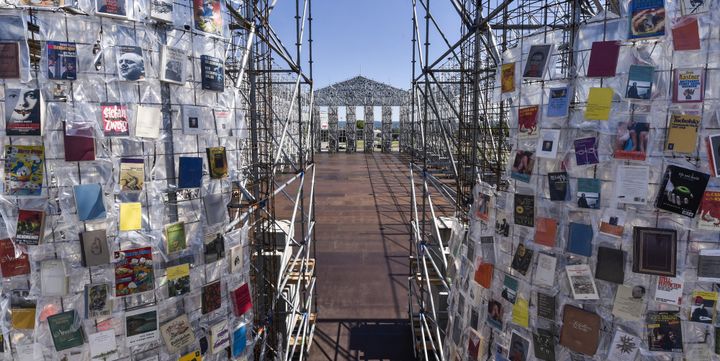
[12,308,36,329]
[666,113,700,153]
[585,87,613,120]
[690,290,717,324]
[501,63,516,93]
[179,350,202,361]
[511,297,529,328]
[119,202,142,231]
[206,147,228,179]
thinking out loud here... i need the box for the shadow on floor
[310,319,416,361]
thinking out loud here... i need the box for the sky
[271,0,461,90]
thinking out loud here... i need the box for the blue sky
[271,0,460,90]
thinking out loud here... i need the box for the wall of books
[0,0,260,359]
[444,0,720,359]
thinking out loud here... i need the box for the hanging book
[167,263,190,297]
[206,147,228,179]
[534,218,557,247]
[697,249,720,282]
[4,145,45,196]
[119,202,142,231]
[116,46,145,81]
[510,243,533,275]
[547,171,569,201]
[20,0,64,6]
[666,113,699,153]
[576,178,600,209]
[546,86,569,118]
[204,233,225,263]
[101,103,130,137]
[559,305,600,355]
[535,129,560,158]
[567,222,593,257]
[150,0,174,22]
[500,62,515,93]
[517,105,539,138]
[655,165,709,218]
[599,208,626,237]
[573,137,599,166]
[230,283,252,316]
[160,45,184,84]
[134,105,162,139]
[533,252,557,288]
[73,184,106,221]
[96,0,127,18]
[513,193,534,227]
[80,229,109,267]
[586,40,620,77]
[200,55,225,91]
[632,227,677,276]
[646,311,683,352]
[614,115,649,161]
[63,123,95,161]
[47,311,84,351]
[182,105,205,135]
[566,264,599,300]
[202,280,222,314]
[672,16,700,51]
[585,87,613,120]
[47,41,77,81]
[522,44,551,79]
[15,209,45,245]
[87,330,119,361]
[5,88,44,136]
[595,247,625,284]
[698,190,720,230]
[84,283,112,319]
[614,165,649,205]
[193,0,223,35]
[672,68,704,103]
[680,0,709,14]
[214,108,233,137]
[210,320,230,354]
[0,238,30,277]
[0,42,20,79]
[689,290,717,324]
[114,247,154,297]
[708,134,720,177]
[178,157,203,188]
[124,306,159,348]
[510,150,534,183]
[628,0,666,40]
[119,158,144,192]
[164,221,187,254]
[625,65,653,100]
[607,330,640,361]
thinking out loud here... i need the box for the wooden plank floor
[307,152,416,361]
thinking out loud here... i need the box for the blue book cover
[73,184,106,221]
[232,325,247,357]
[47,41,77,81]
[178,157,203,188]
[629,0,666,39]
[547,86,570,117]
[567,222,593,257]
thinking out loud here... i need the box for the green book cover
[165,222,186,254]
[47,310,84,351]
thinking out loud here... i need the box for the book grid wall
[434,0,720,360]
[0,0,315,360]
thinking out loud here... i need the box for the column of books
[445,0,720,359]
[0,0,254,359]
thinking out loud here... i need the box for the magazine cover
[625,65,653,100]
[114,247,154,297]
[614,116,649,161]
[160,45,184,84]
[101,103,130,136]
[4,145,44,196]
[193,0,223,35]
[116,46,145,81]
[5,88,44,136]
[629,0,666,39]
[47,41,76,80]
[646,311,683,352]
[672,68,704,103]
[656,165,709,218]
[698,190,720,230]
[510,150,534,183]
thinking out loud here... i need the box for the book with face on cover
[116,46,145,81]
[15,209,44,245]
[160,45,184,83]
[47,41,77,80]
[84,283,112,319]
[204,233,225,263]
[689,290,717,324]
[182,105,205,135]
[698,190,720,230]
[536,129,560,158]
[5,88,44,136]
[625,65,654,100]
[559,305,600,355]
[47,310,85,351]
[96,0,127,17]
[523,45,551,79]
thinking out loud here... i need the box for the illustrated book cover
[607,330,640,361]
[599,208,626,237]
[96,0,127,17]
[576,178,600,209]
[510,150,534,183]
[573,137,599,166]
[672,68,704,103]
[119,158,144,192]
[80,229,109,267]
[500,62,515,93]
[647,311,683,352]
[193,0,223,35]
[566,264,599,300]
[206,147,228,179]
[614,115,649,161]
[210,320,230,354]
[160,314,195,354]
[625,65,654,100]
[15,209,44,245]
[628,0,666,39]
[47,41,77,80]
[546,86,569,118]
[164,221,187,254]
[510,244,533,275]
[5,88,44,136]
[116,46,145,81]
[655,165,709,218]
[517,105,539,138]
[689,290,717,324]
[150,0,173,22]
[698,191,720,230]
[167,263,190,297]
[114,247,154,297]
[84,283,112,319]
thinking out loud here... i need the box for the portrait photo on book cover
[6,88,40,124]
[116,46,145,81]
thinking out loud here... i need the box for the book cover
[510,150,534,182]
[708,134,720,177]
[0,239,30,277]
[41,259,68,296]
[150,0,173,22]
[210,320,230,354]
[585,87,613,120]
[533,252,557,288]
[517,105,539,138]
[534,217,557,247]
[612,285,645,321]
[576,178,600,209]
[508,331,530,361]
[697,249,720,282]
[501,275,518,304]
[204,233,225,263]
[614,165,649,205]
[4,145,44,196]
[165,221,186,254]
[655,276,684,306]
[206,147,228,179]
[567,222,593,257]
[10,290,35,330]
[114,247,154,297]
[167,263,190,297]
[182,105,205,135]
[63,123,95,161]
[119,158,144,192]
[566,264,599,300]
[88,330,119,361]
[468,329,484,360]
[179,157,203,188]
[202,280,222,314]
[501,62,515,93]
[672,16,700,51]
[96,0,127,17]
[229,244,244,273]
[535,129,560,159]
[513,193,534,227]
[47,310,84,351]
[486,299,504,330]
[101,103,130,137]
[625,65,653,100]
[573,137,599,166]
[178,351,201,361]
[547,171,569,201]
[73,183,106,221]
[680,0,709,14]
[119,202,141,231]
[689,290,717,324]
[595,246,624,284]
[586,40,620,77]
[15,209,44,245]
[232,325,247,357]
[214,108,233,137]
[672,68,704,103]
[200,55,225,92]
[656,165,709,218]
[231,283,252,317]
[599,208,626,237]
[607,330,640,361]
[511,297,530,329]
[532,329,555,361]
[84,283,112,319]
[511,243,533,275]
[614,116,649,160]
[125,306,159,347]
[0,42,20,79]
[559,305,600,355]
[523,44,551,79]
[699,191,720,230]
[473,262,493,289]
[160,314,195,354]
[5,88,44,136]
[116,46,145,81]
[628,0,666,39]
[546,87,569,118]
[666,113,700,153]
[536,292,555,320]
[204,193,227,225]
[646,311,683,352]
[80,230,109,267]
[632,227,677,276]
[160,45,184,84]
[47,41,77,80]
[193,0,223,35]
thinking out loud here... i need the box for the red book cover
[586,41,620,77]
[231,283,252,317]
[518,105,539,138]
[63,123,95,161]
[474,263,493,288]
[0,239,30,277]
[534,217,558,247]
[672,16,700,51]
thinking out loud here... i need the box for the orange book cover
[534,217,558,247]
[672,16,700,51]
[474,263,493,289]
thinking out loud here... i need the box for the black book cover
[514,193,535,227]
[656,165,709,218]
[533,329,556,361]
[647,311,683,352]
[537,292,555,320]
[201,55,224,92]
[547,171,569,201]
[595,246,624,284]
[633,227,677,277]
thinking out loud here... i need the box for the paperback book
[125,306,159,347]
[672,16,700,51]
[47,311,84,351]
[533,252,557,288]
[164,221,187,254]
[84,283,112,319]
[101,103,130,137]
[119,158,144,192]
[167,263,190,297]
[573,137,599,166]
[150,0,173,22]
[0,239,30,277]
[697,249,720,282]
[534,217,557,247]
[547,171,569,201]
[614,116,649,161]
[586,40,620,77]
[4,145,45,196]
[114,247,154,297]
[202,280,222,314]
[607,330,640,361]
[0,42,20,79]
[536,129,560,158]
[672,68,704,103]
[680,0,709,14]
[628,0,666,39]
[523,44,551,79]
[5,88,44,136]
[614,165,649,205]
[559,305,600,355]
[708,134,720,177]
[214,108,233,137]
[510,150,534,182]
[576,178,600,209]
[513,193,534,227]
[647,311,683,352]
[80,229,109,267]
[567,222,593,257]
[517,105,539,138]
[119,202,141,231]
[193,0,223,35]
[178,157,203,188]
[182,105,205,135]
[15,209,44,245]
[632,227,677,276]
[88,330,119,361]
[595,247,625,284]
[689,290,717,324]
[510,244,533,275]
[585,87,613,120]
[160,45,184,84]
[206,147,228,178]
[666,113,700,153]
[210,320,230,354]
[654,276,684,306]
[204,233,225,263]
[63,123,95,162]
[116,46,145,81]
[625,65,653,100]
[656,165,709,218]
[160,314,195,354]
[201,55,225,91]
[599,208,626,237]
[698,190,720,230]
[546,86,569,118]
[74,183,105,221]
[500,62,515,93]
[40,260,68,296]
[96,0,127,17]
[47,41,77,80]
[612,285,645,321]
[230,283,252,316]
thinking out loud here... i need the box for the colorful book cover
[672,16,700,51]
[200,55,224,92]
[232,325,247,357]
[629,0,666,39]
[202,280,222,314]
[656,165,709,218]
[614,117,649,161]
[672,68,704,103]
[0,42,20,79]
[125,306,159,347]
[101,103,130,136]
[114,247,154,297]
[513,193,535,227]
[625,65,654,100]
[586,40,620,77]
[182,105,205,135]
[502,275,518,304]
[647,311,683,352]
[15,209,44,246]
[193,0,223,35]
[4,145,44,196]
[487,299,504,330]
[510,150,534,183]
[116,46,145,81]
[47,311,84,351]
[500,62,516,93]
[119,202,142,231]
[517,105,539,138]
[0,238,30,277]
[547,171,569,201]
[546,86,569,117]
[119,158,144,192]
[85,283,112,319]
[698,190,720,230]
[150,0,173,22]
[573,137,599,166]
[164,221,187,254]
[523,44,551,79]
[47,41,77,80]
[160,45,184,84]
[167,263,190,297]
[96,0,127,17]
[585,87,613,120]
[231,283,252,316]
[666,113,699,153]
[206,147,228,179]
[5,88,44,136]
[689,291,717,324]
[576,178,601,209]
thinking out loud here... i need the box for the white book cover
[16,344,42,361]
[229,244,243,273]
[134,105,161,139]
[150,0,173,22]
[124,306,159,348]
[681,0,710,15]
[606,329,641,361]
[614,165,649,205]
[654,276,684,306]
[533,252,557,288]
[159,45,184,84]
[88,330,119,361]
[214,108,233,137]
[41,259,68,296]
[566,264,599,300]
[181,105,205,135]
[535,129,560,159]
[210,320,230,354]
